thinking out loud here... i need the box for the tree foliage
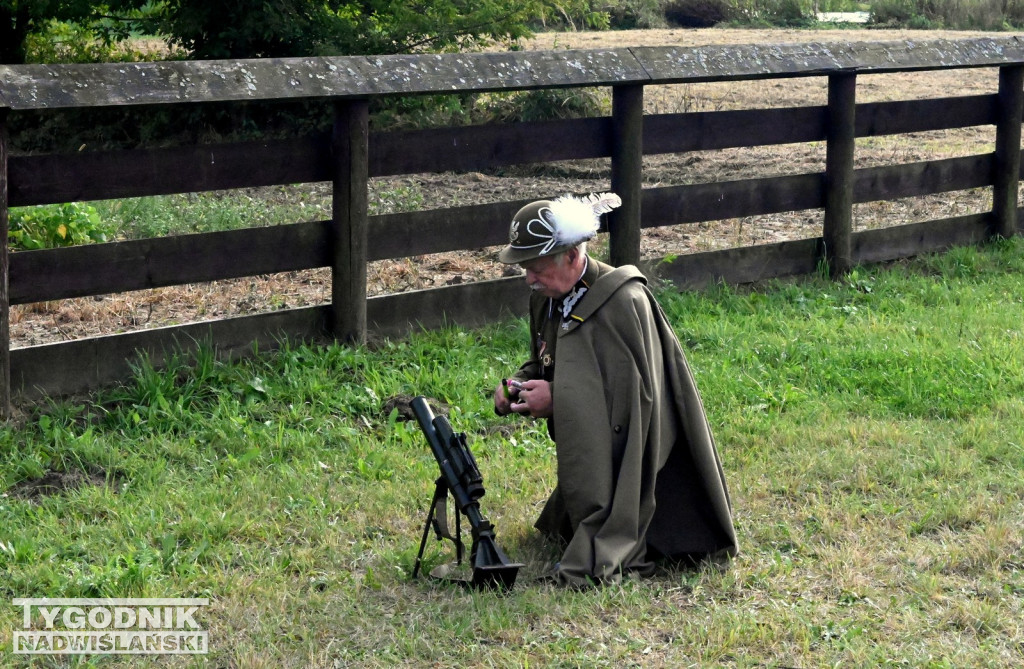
[2,0,620,64]
[1,1,101,63]
[134,0,547,60]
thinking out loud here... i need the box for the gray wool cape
[518,260,738,586]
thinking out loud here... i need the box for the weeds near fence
[1,239,1023,666]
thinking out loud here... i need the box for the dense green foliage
[870,0,1024,29]
[4,0,608,65]
[1,0,104,63]
[1,239,1023,665]
[142,0,539,59]
[8,202,114,250]
[7,0,1024,67]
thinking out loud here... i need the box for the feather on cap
[497,192,622,264]
[549,192,622,247]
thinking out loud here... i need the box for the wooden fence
[1,37,1024,413]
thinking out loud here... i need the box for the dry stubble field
[11,27,1015,348]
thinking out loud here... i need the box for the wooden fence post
[992,64,1024,239]
[609,84,644,268]
[823,72,856,278]
[0,110,10,418]
[331,100,370,345]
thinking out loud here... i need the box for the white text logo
[12,598,209,655]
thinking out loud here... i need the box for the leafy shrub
[9,203,114,251]
[869,0,932,26]
[764,0,815,26]
[369,94,478,132]
[480,88,610,124]
[529,0,613,30]
[23,19,181,64]
[664,0,736,27]
[869,0,1014,29]
[604,0,669,28]
[1006,0,1024,26]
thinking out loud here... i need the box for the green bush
[765,0,815,26]
[369,94,478,132]
[480,88,609,124]
[869,0,938,26]
[664,0,737,26]
[604,0,669,28]
[1006,0,1024,26]
[869,0,1016,29]
[23,19,178,64]
[9,203,114,251]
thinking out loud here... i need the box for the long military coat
[517,260,738,586]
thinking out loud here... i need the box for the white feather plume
[548,192,622,247]
[584,192,622,215]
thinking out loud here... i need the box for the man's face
[520,251,578,298]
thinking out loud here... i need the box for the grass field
[2,235,1024,666]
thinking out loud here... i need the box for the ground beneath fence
[11,27,1012,349]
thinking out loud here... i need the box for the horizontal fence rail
[1,37,1023,409]
[3,95,1005,207]
[3,38,1023,109]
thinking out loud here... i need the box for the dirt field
[11,27,1014,348]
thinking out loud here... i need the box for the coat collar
[557,259,647,336]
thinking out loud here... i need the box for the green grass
[3,239,1024,666]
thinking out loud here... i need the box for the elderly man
[493,193,738,587]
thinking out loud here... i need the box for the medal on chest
[538,338,553,369]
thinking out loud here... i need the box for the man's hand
[510,379,553,418]
[493,379,520,416]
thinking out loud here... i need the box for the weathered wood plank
[3,38,1022,111]
[9,152,996,306]
[367,276,529,338]
[369,200,522,260]
[371,117,611,177]
[8,221,332,305]
[11,277,530,399]
[0,50,649,110]
[8,137,329,206]
[610,85,644,267]
[627,95,994,155]
[8,120,610,206]
[10,306,331,400]
[0,111,10,417]
[9,200,520,304]
[643,238,822,289]
[823,72,856,276]
[7,97,998,207]
[644,212,995,291]
[331,101,370,344]
[633,37,1024,84]
[644,107,826,154]
[640,156,991,232]
[991,65,1023,238]
[853,154,993,202]
[856,95,996,136]
[641,174,826,228]
[852,213,991,264]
